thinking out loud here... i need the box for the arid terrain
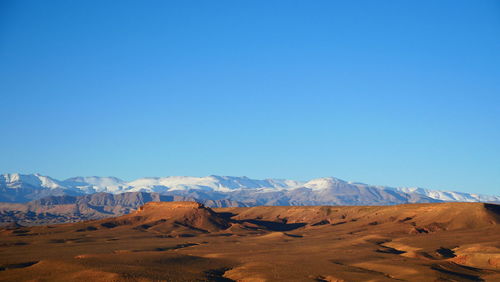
[0,202,499,281]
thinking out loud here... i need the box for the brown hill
[93,201,231,235]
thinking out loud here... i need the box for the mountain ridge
[1,173,499,205]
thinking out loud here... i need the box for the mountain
[62,176,127,194]
[393,187,500,203]
[0,173,83,202]
[64,175,303,193]
[1,173,499,207]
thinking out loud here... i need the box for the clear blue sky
[1,1,499,194]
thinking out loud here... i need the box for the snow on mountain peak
[125,175,295,193]
[62,176,127,193]
[303,177,347,190]
[1,173,63,189]
[1,173,499,204]
[391,186,500,203]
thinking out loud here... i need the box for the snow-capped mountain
[1,173,65,190]
[392,187,500,203]
[124,175,304,193]
[1,173,499,205]
[0,173,82,202]
[63,176,128,194]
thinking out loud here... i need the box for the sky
[0,1,499,195]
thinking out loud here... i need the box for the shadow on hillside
[484,203,500,216]
[216,212,306,231]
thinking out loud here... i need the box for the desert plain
[0,201,499,281]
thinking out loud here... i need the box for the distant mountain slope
[1,173,499,206]
[0,192,247,225]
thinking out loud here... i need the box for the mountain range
[1,173,499,205]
